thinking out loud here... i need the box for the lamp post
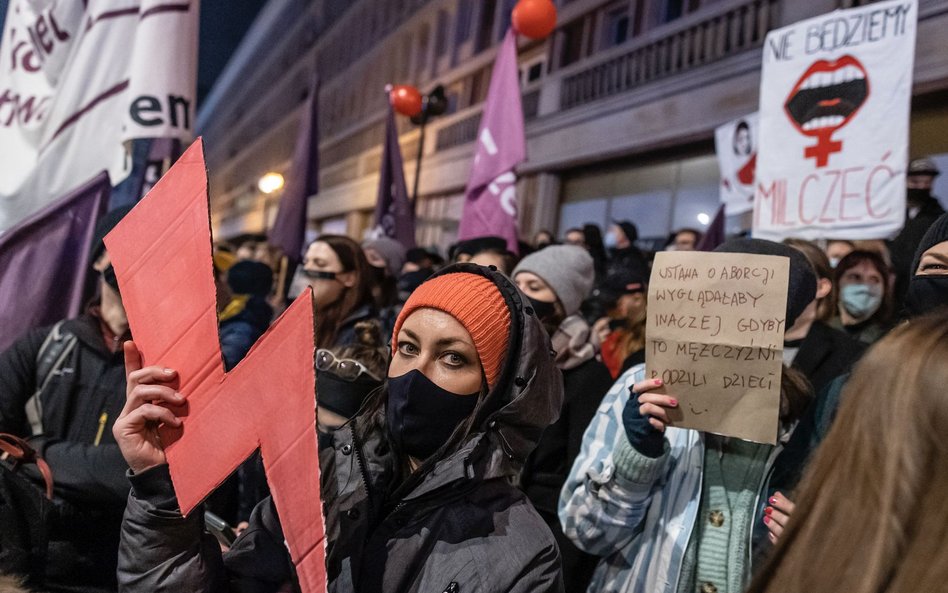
[409,85,448,204]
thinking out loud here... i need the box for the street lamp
[258,172,285,194]
[409,85,448,203]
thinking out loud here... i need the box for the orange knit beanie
[392,272,511,387]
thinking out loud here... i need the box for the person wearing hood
[888,157,945,306]
[560,239,816,593]
[0,206,135,592]
[513,246,614,592]
[604,220,649,279]
[362,237,408,340]
[112,263,566,592]
[219,260,274,370]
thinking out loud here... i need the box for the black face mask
[527,296,556,321]
[369,265,387,286]
[904,275,948,318]
[102,264,121,295]
[385,369,479,462]
[907,187,933,204]
[317,370,380,420]
[302,269,338,281]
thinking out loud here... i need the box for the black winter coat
[520,357,613,593]
[0,314,130,592]
[791,321,866,396]
[116,264,566,593]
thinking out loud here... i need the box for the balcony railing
[560,0,779,110]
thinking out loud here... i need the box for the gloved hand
[621,378,677,458]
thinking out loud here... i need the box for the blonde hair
[747,311,948,593]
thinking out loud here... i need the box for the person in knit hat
[111,264,567,592]
[561,239,817,593]
[513,246,614,592]
[362,237,408,340]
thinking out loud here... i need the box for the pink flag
[457,29,525,254]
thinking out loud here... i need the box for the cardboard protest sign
[715,113,759,215]
[753,0,917,241]
[105,139,327,592]
[645,251,789,444]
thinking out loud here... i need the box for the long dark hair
[314,235,374,348]
[583,224,608,277]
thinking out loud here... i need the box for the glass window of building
[455,0,474,45]
[476,0,498,53]
[600,3,631,49]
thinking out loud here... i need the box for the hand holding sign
[645,251,790,444]
[105,139,327,592]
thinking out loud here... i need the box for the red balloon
[512,0,557,40]
[390,85,423,118]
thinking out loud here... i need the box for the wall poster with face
[715,112,760,215]
[753,0,917,241]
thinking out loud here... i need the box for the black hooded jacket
[116,264,566,593]
[0,313,130,592]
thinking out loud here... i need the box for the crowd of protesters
[0,157,946,592]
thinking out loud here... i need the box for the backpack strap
[24,322,78,437]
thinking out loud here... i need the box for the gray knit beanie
[362,237,407,278]
[513,245,595,316]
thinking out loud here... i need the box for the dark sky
[0,0,266,108]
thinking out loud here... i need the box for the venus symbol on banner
[105,139,327,593]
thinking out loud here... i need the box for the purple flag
[373,101,416,248]
[457,29,525,254]
[697,204,727,251]
[0,172,110,352]
[270,75,320,263]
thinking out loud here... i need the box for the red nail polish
[769,497,778,505]
[764,506,773,516]
[655,379,664,386]
[763,516,771,524]
[669,399,678,406]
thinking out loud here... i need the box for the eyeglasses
[316,349,381,382]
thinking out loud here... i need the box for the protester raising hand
[112,341,184,474]
[622,378,678,457]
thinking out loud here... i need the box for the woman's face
[515,272,557,304]
[916,240,948,275]
[839,260,885,290]
[303,242,356,308]
[390,308,482,395]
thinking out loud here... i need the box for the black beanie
[615,220,639,243]
[90,205,135,265]
[714,238,817,328]
[910,212,948,276]
[227,261,274,297]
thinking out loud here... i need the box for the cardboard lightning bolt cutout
[753,0,917,242]
[104,139,327,592]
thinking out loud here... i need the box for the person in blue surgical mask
[831,250,893,344]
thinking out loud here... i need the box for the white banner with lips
[0,0,198,234]
[753,0,917,241]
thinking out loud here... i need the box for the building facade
[197,0,948,253]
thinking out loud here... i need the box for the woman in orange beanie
[112,264,566,593]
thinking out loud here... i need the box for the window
[416,23,431,73]
[558,19,585,68]
[476,0,498,53]
[455,0,474,45]
[520,55,546,85]
[498,0,517,40]
[601,5,630,49]
[435,10,449,56]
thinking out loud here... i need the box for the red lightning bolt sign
[105,139,326,592]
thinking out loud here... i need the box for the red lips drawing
[784,55,870,168]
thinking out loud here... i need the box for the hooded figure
[115,264,566,593]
